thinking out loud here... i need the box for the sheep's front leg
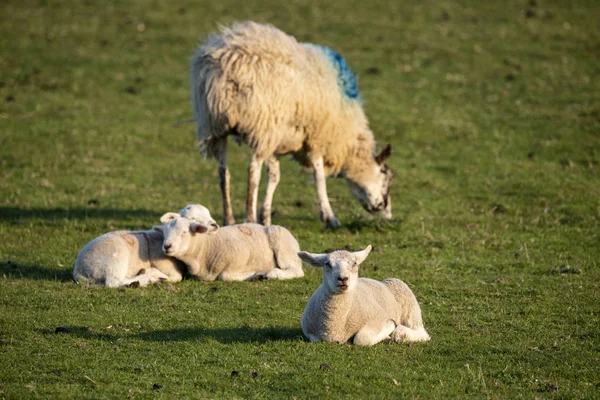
[216,139,235,226]
[353,319,397,346]
[245,154,264,223]
[259,156,280,226]
[313,157,341,228]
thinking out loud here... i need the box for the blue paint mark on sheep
[309,44,360,100]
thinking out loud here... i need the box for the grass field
[1,0,599,398]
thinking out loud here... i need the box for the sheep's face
[160,215,218,257]
[345,144,392,219]
[298,245,372,294]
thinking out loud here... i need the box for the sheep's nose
[338,276,348,283]
[163,243,172,252]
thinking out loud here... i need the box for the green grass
[1,0,599,398]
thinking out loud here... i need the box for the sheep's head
[298,245,372,294]
[345,144,392,220]
[159,214,218,257]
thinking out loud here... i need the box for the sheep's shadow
[0,206,160,222]
[46,326,306,344]
[0,261,73,282]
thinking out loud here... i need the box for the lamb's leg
[216,138,235,226]
[312,157,341,228]
[219,270,257,281]
[390,325,431,343]
[353,319,396,346]
[254,266,304,280]
[245,154,264,223]
[259,155,280,226]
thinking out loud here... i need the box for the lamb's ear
[297,251,329,267]
[160,212,181,223]
[152,225,164,233]
[190,222,209,234]
[207,221,219,234]
[375,143,392,165]
[353,245,373,265]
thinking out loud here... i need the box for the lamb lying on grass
[73,205,218,288]
[298,245,430,346]
[159,214,304,281]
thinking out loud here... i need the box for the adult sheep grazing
[191,22,393,228]
[298,245,430,346]
[73,205,218,288]
[159,214,304,281]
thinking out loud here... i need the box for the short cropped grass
[1,0,599,398]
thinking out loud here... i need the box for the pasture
[1,0,598,398]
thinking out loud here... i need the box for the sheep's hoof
[325,217,342,229]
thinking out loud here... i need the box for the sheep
[298,245,430,346]
[191,21,393,228]
[159,214,304,281]
[73,204,218,288]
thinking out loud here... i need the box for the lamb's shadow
[135,326,306,344]
[48,326,306,344]
[0,261,73,282]
[0,207,160,222]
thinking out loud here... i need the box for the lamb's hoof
[248,273,266,281]
[126,281,140,288]
[390,326,408,343]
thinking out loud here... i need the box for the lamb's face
[298,245,372,294]
[160,215,217,257]
[178,204,218,228]
[322,251,361,293]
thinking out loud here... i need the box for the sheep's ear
[152,225,164,233]
[190,222,209,234]
[353,245,373,265]
[160,212,181,223]
[375,143,392,165]
[297,251,328,267]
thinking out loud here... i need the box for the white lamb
[159,214,304,281]
[191,22,393,228]
[73,204,218,287]
[298,245,430,346]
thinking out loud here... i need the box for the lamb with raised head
[298,245,430,346]
[191,21,393,228]
[159,214,304,281]
[73,204,218,287]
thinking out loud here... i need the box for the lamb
[298,245,430,346]
[159,214,304,281]
[73,204,218,287]
[191,21,393,228]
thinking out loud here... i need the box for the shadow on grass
[0,207,160,222]
[44,325,306,344]
[136,326,306,344]
[0,261,73,282]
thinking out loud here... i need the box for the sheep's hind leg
[245,154,264,223]
[353,319,396,346]
[259,155,280,226]
[312,157,341,228]
[216,138,235,226]
[390,325,431,343]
